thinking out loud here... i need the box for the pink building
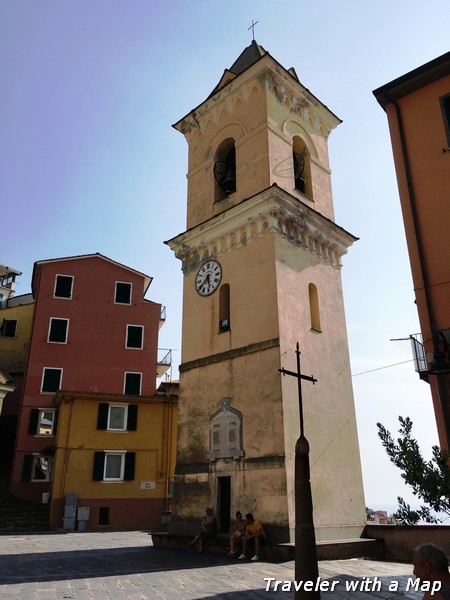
[10,253,168,502]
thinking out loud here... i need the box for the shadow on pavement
[0,545,285,585]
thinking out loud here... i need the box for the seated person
[187,508,216,553]
[412,543,450,600]
[228,511,246,556]
[238,513,266,562]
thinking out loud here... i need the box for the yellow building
[0,296,34,375]
[166,42,366,542]
[49,384,177,530]
[0,291,34,465]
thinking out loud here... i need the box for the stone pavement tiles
[0,531,424,600]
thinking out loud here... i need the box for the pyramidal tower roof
[208,40,268,98]
[174,40,337,133]
[229,39,267,74]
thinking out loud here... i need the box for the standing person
[238,513,266,562]
[412,544,450,600]
[187,508,217,554]
[228,511,246,556]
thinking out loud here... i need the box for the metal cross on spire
[248,19,259,41]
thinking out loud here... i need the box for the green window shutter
[42,368,62,392]
[97,404,108,430]
[124,452,135,481]
[115,282,131,304]
[54,275,73,298]
[49,318,68,342]
[127,405,138,431]
[124,373,141,395]
[22,454,33,482]
[93,452,105,480]
[28,409,39,435]
[126,326,143,348]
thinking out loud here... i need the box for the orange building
[373,52,450,448]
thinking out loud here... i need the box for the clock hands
[195,260,222,296]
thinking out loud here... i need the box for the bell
[221,168,236,193]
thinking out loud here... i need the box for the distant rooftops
[0,265,21,280]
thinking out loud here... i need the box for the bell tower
[166,41,366,542]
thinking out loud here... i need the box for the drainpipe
[389,96,450,446]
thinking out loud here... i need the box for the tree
[376,416,450,525]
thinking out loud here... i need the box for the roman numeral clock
[195,260,222,297]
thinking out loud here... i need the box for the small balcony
[410,333,429,382]
[159,306,166,330]
[157,348,172,378]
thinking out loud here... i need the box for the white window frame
[53,274,74,299]
[107,404,128,431]
[103,451,126,481]
[123,372,142,395]
[114,281,132,305]
[41,367,63,394]
[47,317,69,344]
[125,324,144,349]
[30,453,52,482]
[36,408,57,435]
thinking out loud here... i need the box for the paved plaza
[0,530,422,600]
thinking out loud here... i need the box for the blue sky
[1,1,449,511]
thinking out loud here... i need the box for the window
[208,398,243,460]
[99,507,109,525]
[1,319,17,337]
[28,408,57,436]
[214,138,236,201]
[219,284,230,332]
[125,325,144,349]
[441,94,450,147]
[22,454,52,482]
[48,318,69,343]
[41,367,62,393]
[96,403,137,431]
[93,451,135,481]
[124,372,142,395]
[292,136,313,199]
[308,283,321,332]
[115,282,132,304]
[54,275,73,299]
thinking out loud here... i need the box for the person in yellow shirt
[238,513,266,561]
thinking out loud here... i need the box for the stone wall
[364,525,450,562]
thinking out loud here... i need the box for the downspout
[390,97,437,338]
[390,96,450,446]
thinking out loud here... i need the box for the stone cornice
[174,56,341,141]
[165,185,357,272]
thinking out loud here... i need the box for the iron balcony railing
[410,333,428,377]
[156,348,172,378]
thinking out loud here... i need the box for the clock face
[195,260,222,296]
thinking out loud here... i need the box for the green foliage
[376,416,450,525]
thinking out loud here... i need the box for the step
[149,531,383,561]
[0,501,50,532]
